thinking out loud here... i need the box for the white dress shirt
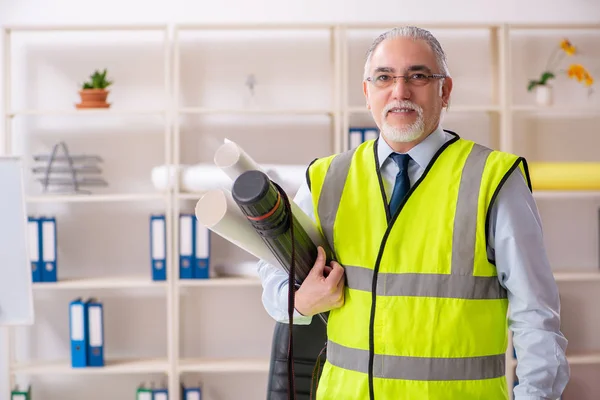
[256,125,570,400]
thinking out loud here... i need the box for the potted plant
[527,39,594,106]
[76,68,113,109]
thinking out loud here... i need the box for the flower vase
[535,85,553,106]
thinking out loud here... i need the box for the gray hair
[363,26,450,80]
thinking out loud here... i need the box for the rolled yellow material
[528,162,600,190]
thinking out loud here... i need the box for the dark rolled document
[231,170,329,324]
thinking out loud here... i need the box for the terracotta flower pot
[76,89,110,109]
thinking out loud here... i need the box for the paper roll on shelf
[151,162,307,194]
[182,164,230,192]
[529,162,600,190]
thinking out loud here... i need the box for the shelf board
[553,270,600,282]
[8,109,166,117]
[512,105,600,115]
[178,358,269,373]
[26,193,166,203]
[532,190,600,200]
[4,24,168,32]
[178,192,205,201]
[11,358,169,375]
[567,352,600,365]
[179,107,333,116]
[179,277,261,288]
[176,23,334,31]
[508,23,600,30]
[33,276,167,290]
[346,105,501,114]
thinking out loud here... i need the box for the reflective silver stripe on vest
[327,340,506,381]
[452,143,491,275]
[318,142,505,300]
[344,265,506,299]
[317,147,357,257]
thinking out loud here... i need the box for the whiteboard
[0,157,34,326]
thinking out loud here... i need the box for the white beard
[381,101,425,143]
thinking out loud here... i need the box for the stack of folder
[27,216,57,282]
[149,213,211,281]
[10,385,31,400]
[136,383,173,400]
[178,213,210,280]
[135,383,201,399]
[348,127,379,150]
[69,297,104,368]
[181,384,202,399]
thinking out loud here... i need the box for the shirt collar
[377,125,448,169]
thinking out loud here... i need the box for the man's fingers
[326,261,345,285]
[311,246,326,274]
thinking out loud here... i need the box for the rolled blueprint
[194,189,282,269]
[214,138,333,257]
[214,139,265,181]
[231,169,329,324]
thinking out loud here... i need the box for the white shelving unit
[2,22,599,400]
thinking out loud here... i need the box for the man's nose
[391,77,411,100]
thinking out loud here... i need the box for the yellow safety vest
[306,131,531,400]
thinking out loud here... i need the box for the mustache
[383,100,423,116]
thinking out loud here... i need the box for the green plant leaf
[527,80,539,91]
[539,71,555,85]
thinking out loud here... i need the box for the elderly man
[258,26,569,400]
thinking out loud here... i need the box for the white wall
[1,1,600,399]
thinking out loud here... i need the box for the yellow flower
[567,64,594,87]
[585,75,594,87]
[567,64,585,81]
[560,39,576,55]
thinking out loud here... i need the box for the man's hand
[295,246,345,316]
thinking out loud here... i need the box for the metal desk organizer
[33,141,108,194]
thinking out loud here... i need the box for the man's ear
[363,80,370,109]
[441,76,453,107]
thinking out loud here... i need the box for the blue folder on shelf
[348,127,379,150]
[194,216,210,279]
[69,298,88,368]
[86,298,104,367]
[179,214,195,280]
[27,216,42,283]
[182,384,201,400]
[150,214,167,281]
[39,216,57,282]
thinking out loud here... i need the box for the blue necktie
[388,153,411,216]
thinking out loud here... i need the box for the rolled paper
[194,189,283,269]
[150,164,183,191]
[213,139,334,258]
[182,164,230,192]
[263,164,307,194]
[214,139,265,182]
[529,162,600,190]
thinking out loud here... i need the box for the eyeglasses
[365,73,447,89]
